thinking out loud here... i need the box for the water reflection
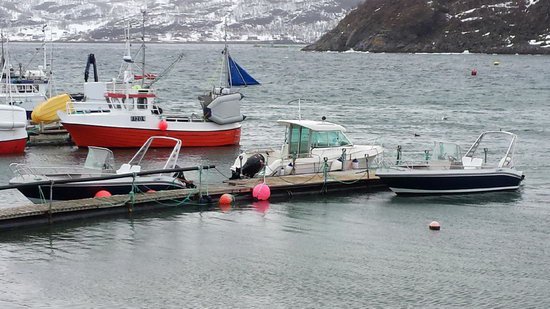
[388,190,523,208]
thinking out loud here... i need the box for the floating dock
[0,169,385,230]
[27,122,72,146]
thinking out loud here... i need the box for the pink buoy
[429,221,441,231]
[158,119,168,131]
[252,183,271,201]
[95,190,112,198]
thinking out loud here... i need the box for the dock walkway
[0,170,384,230]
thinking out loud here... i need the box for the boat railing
[0,83,43,95]
[165,114,204,123]
[105,82,156,96]
[66,101,128,114]
[9,163,111,178]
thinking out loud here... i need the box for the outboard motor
[241,153,265,178]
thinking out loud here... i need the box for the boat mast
[42,25,47,70]
[224,18,231,89]
[140,7,146,88]
[1,30,4,71]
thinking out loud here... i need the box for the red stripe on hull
[63,123,241,148]
[0,138,26,154]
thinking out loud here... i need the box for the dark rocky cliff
[303,0,550,54]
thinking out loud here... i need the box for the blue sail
[227,55,260,87]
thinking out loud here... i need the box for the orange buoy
[471,69,477,76]
[219,193,234,205]
[429,221,441,230]
[95,190,112,198]
[146,189,156,193]
[158,119,168,131]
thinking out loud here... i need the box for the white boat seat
[116,163,141,174]
[462,157,483,169]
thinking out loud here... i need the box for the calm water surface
[0,43,549,307]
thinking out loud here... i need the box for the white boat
[57,11,259,148]
[376,131,525,195]
[230,118,384,179]
[0,29,51,119]
[0,104,27,154]
[9,136,194,203]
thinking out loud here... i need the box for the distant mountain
[0,0,364,43]
[303,0,550,54]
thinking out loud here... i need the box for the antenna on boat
[287,98,305,120]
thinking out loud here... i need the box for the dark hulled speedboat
[376,131,524,195]
[9,136,190,203]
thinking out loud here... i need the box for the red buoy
[471,69,477,76]
[429,221,441,230]
[219,193,234,205]
[146,189,156,193]
[158,119,168,131]
[95,190,112,198]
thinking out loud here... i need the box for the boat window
[137,98,147,109]
[288,125,311,156]
[311,131,351,148]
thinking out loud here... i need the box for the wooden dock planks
[0,169,384,229]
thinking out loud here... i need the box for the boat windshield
[431,142,462,161]
[311,130,352,148]
[84,147,115,170]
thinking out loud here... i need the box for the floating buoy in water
[95,190,112,198]
[429,221,441,230]
[158,119,168,131]
[471,69,477,76]
[493,61,500,66]
[252,183,271,201]
[219,193,234,205]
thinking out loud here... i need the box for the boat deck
[0,169,384,230]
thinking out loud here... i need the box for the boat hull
[376,169,524,194]
[0,138,26,154]
[15,179,185,204]
[61,123,241,148]
[58,110,241,147]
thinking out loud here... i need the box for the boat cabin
[278,120,353,158]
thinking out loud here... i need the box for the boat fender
[158,119,168,131]
[241,153,265,178]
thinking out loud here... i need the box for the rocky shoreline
[303,0,550,54]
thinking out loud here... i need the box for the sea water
[0,43,549,307]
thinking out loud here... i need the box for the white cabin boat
[230,119,384,179]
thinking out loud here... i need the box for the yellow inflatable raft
[31,93,72,124]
